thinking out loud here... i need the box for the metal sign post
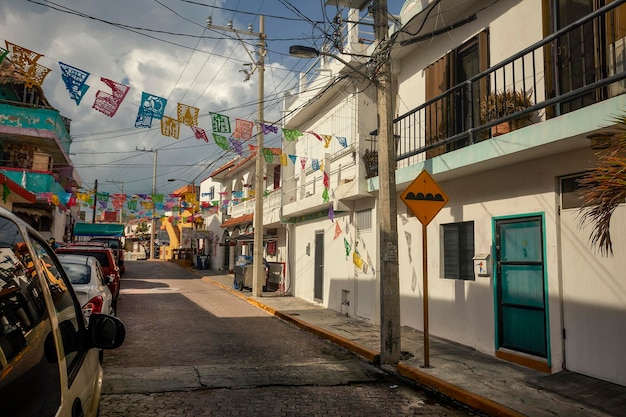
[400,170,449,367]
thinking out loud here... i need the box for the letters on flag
[210,112,231,133]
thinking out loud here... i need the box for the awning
[73,223,125,237]
[230,233,278,243]
[221,213,254,228]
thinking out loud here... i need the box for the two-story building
[0,56,79,242]
[283,0,626,386]
[200,148,286,287]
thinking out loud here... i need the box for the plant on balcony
[362,148,378,178]
[480,89,533,136]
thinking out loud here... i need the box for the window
[442,221,475,280]
[356,209,372,231]
[561,174,586,209]
[424,31,489,158]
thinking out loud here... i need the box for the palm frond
[578,115,626,255]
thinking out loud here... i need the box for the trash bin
[234,265,245,290]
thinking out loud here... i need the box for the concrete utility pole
[208,15,266,297]
[373,0,401,364]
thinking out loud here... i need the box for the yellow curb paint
[396,364,527,417]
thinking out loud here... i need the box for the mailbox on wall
[473,253,491,277]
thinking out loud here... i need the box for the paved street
[100,261,477,416]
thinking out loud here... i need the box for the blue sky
[0,0,407,196]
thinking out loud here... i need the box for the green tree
[578,115,626,255]
[136,221,150,254]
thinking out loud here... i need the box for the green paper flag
[263,148,274,163]
[344,237,351,257]
[322,187,329,203]
[212,133,230,150]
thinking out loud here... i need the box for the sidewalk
[198,270,625,417]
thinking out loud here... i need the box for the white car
[0,208,125,417]
[58,254,115,321]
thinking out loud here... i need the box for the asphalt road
[100,261,477,416]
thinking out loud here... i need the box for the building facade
[0,55,79,242]
[283,0,626,386]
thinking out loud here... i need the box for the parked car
[88,237,125,274]
[57,254,115,321]
[0,207,125,417]
[56,244,120,306]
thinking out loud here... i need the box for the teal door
[495,216,547,357]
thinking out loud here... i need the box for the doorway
[494,215,549,359]
[314,231,324,302]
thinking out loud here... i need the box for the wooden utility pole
[374,0,401,364]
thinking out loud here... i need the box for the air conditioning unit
[609,37,626,96]
[32,152,52,171]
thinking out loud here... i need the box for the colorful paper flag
[210,112,231,133]
[135,92,167,128]
[191,126,209,142]
[261,123,278,134]
[334,221,342,239]
[177,103,199,126]
[161,116,180,139]
[93,78,130,117]
[232,118,254,140]
[58,62,90,105]
[263,148,274,163]
[282,128,303,141]
[5,42,51,88]
[212,133,230,150]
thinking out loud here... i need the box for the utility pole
[373,0,401,364]
[207,16,266,297]
[106,179,124,222]
[137,147,158,260]
[92,179,98,224]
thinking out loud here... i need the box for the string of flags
[0,40,351,172]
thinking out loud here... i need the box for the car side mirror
[88,314,125,349]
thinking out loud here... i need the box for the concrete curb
[396,363,527,417]
[202,276,524,417]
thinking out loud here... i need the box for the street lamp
[288,0,400,365]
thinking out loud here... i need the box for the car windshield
[62,263,91,284]
[63,250,109,267]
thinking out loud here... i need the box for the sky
[0,0,406,197]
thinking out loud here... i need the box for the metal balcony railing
[370,1,626,172]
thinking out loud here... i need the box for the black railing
[371,0,626,170]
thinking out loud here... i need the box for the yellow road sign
[400,170,449,225]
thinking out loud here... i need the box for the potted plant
[362,148,378,178]
[480,89,533,136]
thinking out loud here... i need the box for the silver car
[58,254,115,321]
[0,207,125,416]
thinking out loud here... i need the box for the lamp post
[289,0,400,364]
[208,16,266,297]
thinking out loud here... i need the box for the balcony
[368,2,626,185]
[0,102,72,164]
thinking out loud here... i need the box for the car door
[30,236,103,417]
[0,217,63,416]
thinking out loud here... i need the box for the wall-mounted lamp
[587,132,614,150]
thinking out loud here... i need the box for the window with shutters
[442,221,475,280]
[424,31,489,158]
